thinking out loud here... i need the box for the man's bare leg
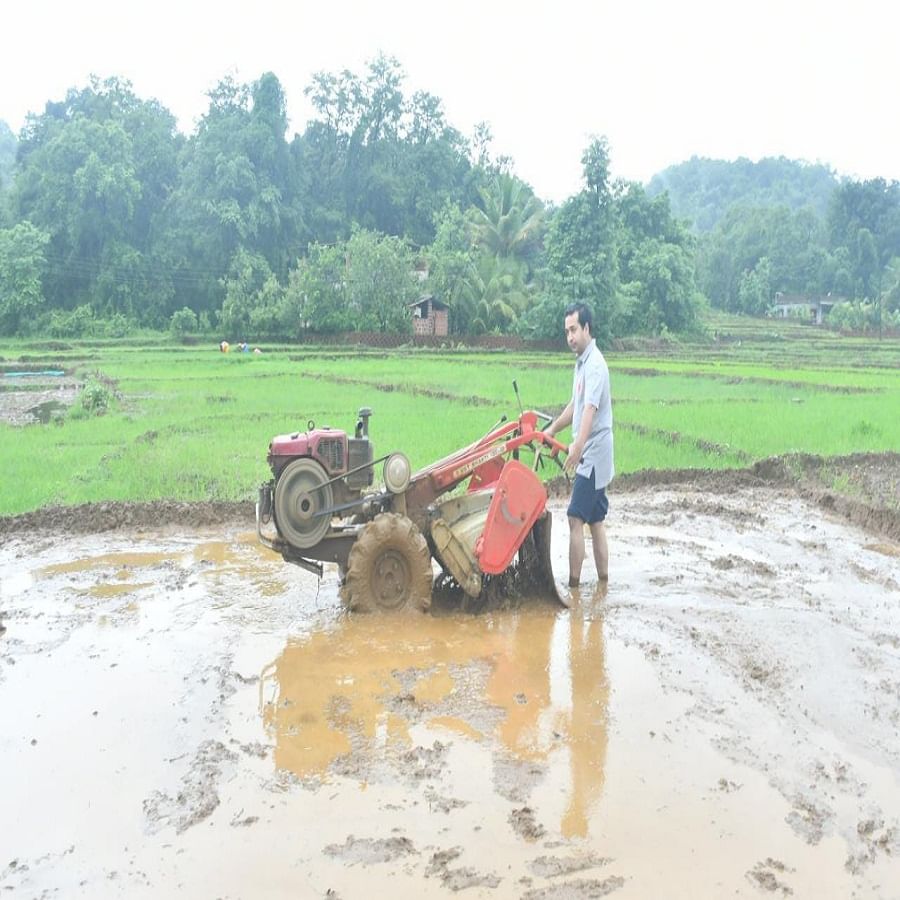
[568,515,586,586]
[589,521,609,581]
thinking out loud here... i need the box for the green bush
[170,307,199,336]
[827,300,900,333]
[71,379,112,417]
[48,305,96,338]
[100,313,133,338]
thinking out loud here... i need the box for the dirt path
[1,484,899,898]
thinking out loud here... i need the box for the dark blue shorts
[567,469,609,524]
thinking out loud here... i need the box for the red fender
[475,460,547,575]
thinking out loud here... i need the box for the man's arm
[545,401,573,438]
[564,402,597,473]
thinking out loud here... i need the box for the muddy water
[1,488,899,898]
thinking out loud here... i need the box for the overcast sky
[2,0,898,202]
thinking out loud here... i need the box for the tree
[458,253,535,333]
[343,228,418,332]
[219,248,278,336]
[159,72,306,320]
[456,173,544,332]
[543,138,622,341]
[882,257,900,314]
[737,257,772,315]
[424,202,477,334]
[282,242,348,335]
[281,228,418,335]
[15,115,141,307]
[617,183,702,332]
[296,54,478,246]
[697,204,833,311]
[170,307,198,336]
[827,178,900,267]
[12,77,181,321]
[854,228,879,298]
[0,221,50,334]
[467,173,543,262]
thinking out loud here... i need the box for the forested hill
[647,156,839,232]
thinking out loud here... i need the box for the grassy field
[1,314,898,515]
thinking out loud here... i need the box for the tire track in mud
[603,488,900,882]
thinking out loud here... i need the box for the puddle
[38,550,182,575]
[260,607,609,810]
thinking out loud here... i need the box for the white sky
[2,0,898,203]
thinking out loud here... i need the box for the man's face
[564,312,591,355]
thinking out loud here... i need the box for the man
[545,303,614,588]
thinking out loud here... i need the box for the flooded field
[1,484,899,898]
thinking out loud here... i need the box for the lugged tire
[341,513,433,613]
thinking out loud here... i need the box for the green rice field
[1,314,898,516]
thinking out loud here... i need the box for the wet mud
[0,372,80,426]
[1,484,899,898]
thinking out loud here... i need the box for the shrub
[48,305,96,338]
[170,307,199,336]
[69,379,112,419]
[827,300,900,333]
[99,313,133,338]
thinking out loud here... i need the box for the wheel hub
[373,550,411,609]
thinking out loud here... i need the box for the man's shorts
[567,468,610,525]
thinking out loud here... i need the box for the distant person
[544,303,614,589]
[219,340,230,353]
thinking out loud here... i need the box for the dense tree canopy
[296,54,479,247]
[11,77,181,321]
[0,61,898,339]
[697,205,830,311]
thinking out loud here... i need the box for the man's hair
[564,302,593,333]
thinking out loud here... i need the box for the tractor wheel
[341,513,433,613]
[273,457,334,550]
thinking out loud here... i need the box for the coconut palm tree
[458,252,535,334]
[467,173,543,261]
[462,174,543,331]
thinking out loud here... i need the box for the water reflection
[261,598,609,835]
[562,609,608,837]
